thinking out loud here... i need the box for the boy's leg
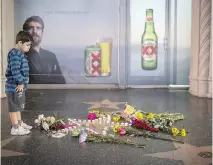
[16,91,32,130]
[9,112,19,128]
[6,92,19,127]
[6,92,30,135]
[17,111,22,124]
[16,91,24,124]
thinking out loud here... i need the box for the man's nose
[32,27,38,33]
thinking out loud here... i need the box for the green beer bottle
[141,9,158,70]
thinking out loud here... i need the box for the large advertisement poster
[130,0,166,77]
[14,0,118,84]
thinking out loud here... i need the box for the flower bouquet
[108,104,186,137]
[34,114,65,133]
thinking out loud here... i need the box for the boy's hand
[16,85,24,92]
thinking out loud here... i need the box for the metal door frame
[124,0,170,87]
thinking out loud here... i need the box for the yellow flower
[181,129,187,137]
[113,116,121,122]
[135,111,143,120]
[172,127,180,136]
[181,131,186,137]
[147,113,154,119]
[124,104,135,115]
[113,125,120,132]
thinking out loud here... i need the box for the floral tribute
[34,104,188,148]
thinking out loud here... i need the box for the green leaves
[125,128,184,144]
[86,134,146,148]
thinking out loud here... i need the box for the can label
[141,40,157,61]
[85,46,101,76]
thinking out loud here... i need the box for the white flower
[169,122,173,126]
[46,116,55,124]
[68,118,72,124]
[46,116,51,122]
[38,114,44,120]
[42,122,49,131]
[34,119,40,124]
[50,117,55,124]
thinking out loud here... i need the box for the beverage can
[85,45,101,76]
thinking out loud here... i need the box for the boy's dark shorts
[6,91,25,112]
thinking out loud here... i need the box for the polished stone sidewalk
[1,89,212,165]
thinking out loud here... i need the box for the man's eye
[28,27,34,30]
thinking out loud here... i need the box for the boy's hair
[23,16,44,31]
[15,31,33,44]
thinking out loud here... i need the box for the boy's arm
[10,53,23,85]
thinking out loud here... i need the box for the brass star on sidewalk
[1,137,27,157]
[144,142,212,165]
[1,137,16,148]
[83,99,126,110]
[1,149,27,157]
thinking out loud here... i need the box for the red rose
[132,119,158,132]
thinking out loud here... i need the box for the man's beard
[32,34,42,46]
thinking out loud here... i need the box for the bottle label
[141,40,157,61]
[146,17,153,22]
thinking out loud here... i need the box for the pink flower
[118,128,126,136]
[121,111,128,119]
[88,113,97,120]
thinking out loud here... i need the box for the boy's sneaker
[11,126,31,136]
[20,122,33,130]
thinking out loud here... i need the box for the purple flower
[88,113,97,120]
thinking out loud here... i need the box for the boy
[5,31,33,135]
